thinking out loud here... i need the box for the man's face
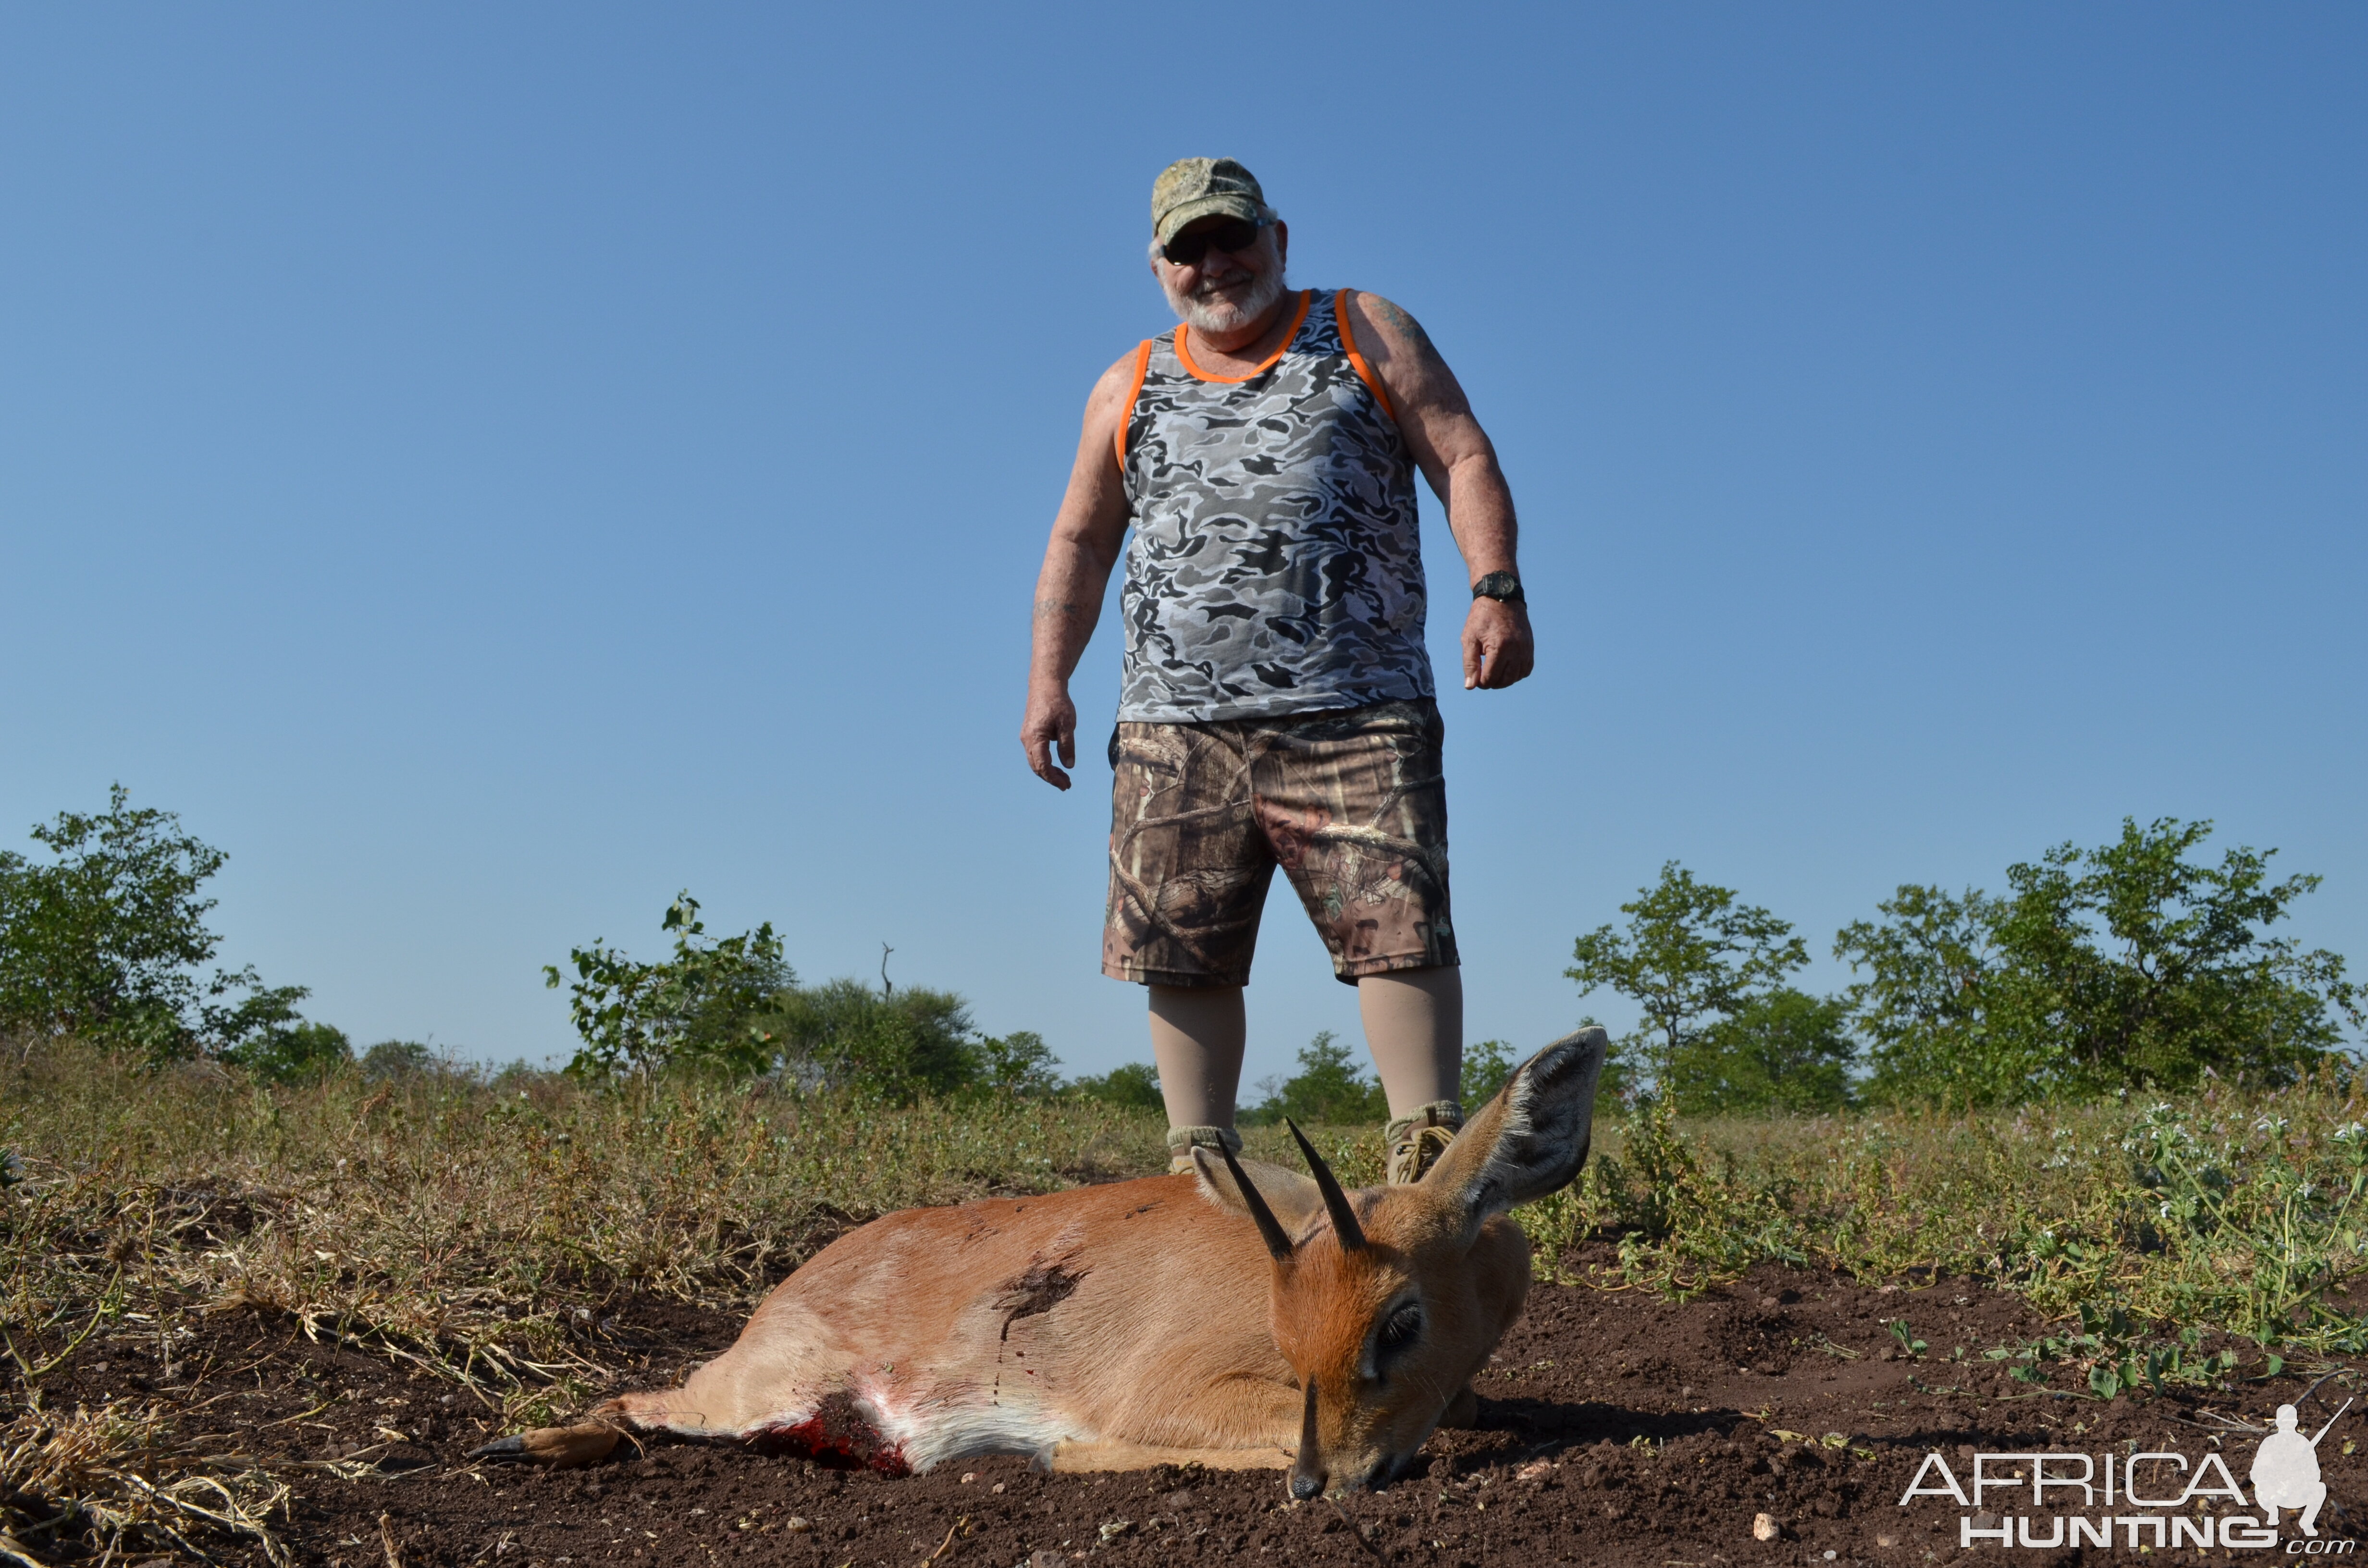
[1154,217,1290,336]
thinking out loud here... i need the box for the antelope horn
[1216,1139,1296,1262]
[1285,1118,1367,1252]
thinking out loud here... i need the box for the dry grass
[8,1039,2368,1558]
[0,1041,1193,1562]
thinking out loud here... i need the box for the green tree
[545,892,795,1080]
[1566,862,1812,1100]
[1245,1031,1390,1126]
[1459,1039,1517,1108]
[0,785,307,1058]
[224,1020,353,1084]
[1993,818,2356,1094]
[1834,884,2027,1103]
[973,1029,1064,1096]
[360,1039,437,1080]
[1070,1061,1163,1111]
[1667,988,1854,1114]
[761,977,979,1101]
[1839,819,2362,1103]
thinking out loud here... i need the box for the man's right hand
[1022,683,1080,791]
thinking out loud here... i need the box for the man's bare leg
[1148,983,1247,1130]
[1358,966,1463,1117]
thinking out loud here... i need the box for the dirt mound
[32,1261,2364,1565]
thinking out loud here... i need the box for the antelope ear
[1190,1149,1326,1237]
[1421,1027,1608,1237]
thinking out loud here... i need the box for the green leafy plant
[1566,862,1813,1104]
[359,1039,437,1079]
[544,892,794,1081]
[974,1029,1064,1096]
[760,977,983,1101]
[1461,1039,1517,1108]
[222,1019,353,1084]
[1993,1304,2239,1397]
[1840,819,2361,1105]
[545,895,1050,1102]
[1243,1031,1389,1127]
[0,785,308,1060]
[1069,1061,1163,1111]
[1668,988,1854,1115]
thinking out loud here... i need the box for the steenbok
[474,1028,1605,1496]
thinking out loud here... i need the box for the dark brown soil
[25,1254,2368,1566]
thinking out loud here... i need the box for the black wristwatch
[1471,571,1526,605]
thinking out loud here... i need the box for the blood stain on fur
[751,1392,908,1475]
[998,1259,1085,1340]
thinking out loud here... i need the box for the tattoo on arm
[1367,295,1474,422]
[1370,296,1436,358]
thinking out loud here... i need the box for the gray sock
[1165,1124,1244,1156]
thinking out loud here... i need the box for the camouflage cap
[1151,157,1274,248]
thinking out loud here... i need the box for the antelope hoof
[468,1422,622,1468]
[1441,1384,1481,1429]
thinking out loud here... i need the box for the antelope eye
[1378,1302,1424,1356]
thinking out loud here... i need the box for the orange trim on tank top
[1113,339,1154,472]
[1173,290,1313,383]
[1332,289,1397,422]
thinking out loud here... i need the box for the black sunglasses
[1161,218,1269,267]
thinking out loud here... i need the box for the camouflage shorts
[1102,698,1457,988]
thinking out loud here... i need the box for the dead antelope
[474,1027,1605,1495]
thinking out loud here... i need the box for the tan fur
[490,1030,1606,1494]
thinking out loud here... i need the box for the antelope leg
[468,1421,624,1468]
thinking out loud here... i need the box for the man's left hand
[1462,598,1534,690]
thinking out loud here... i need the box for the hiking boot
[1385,1101,1465,1184]
[1166,1124,1242,1176]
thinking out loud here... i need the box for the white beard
[1162,245,1289,336]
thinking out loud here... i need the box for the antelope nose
[1289,1469,1325,1502]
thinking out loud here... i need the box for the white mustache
[1191,272,1257,297]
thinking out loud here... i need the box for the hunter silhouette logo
[1897,1396,2353,1551]
[2254,1400,2348,1538]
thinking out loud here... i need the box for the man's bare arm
[1341,291,1533,691]
[1023,352,1137,789]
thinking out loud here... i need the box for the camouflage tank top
[1114,289,1432,722]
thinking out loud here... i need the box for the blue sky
[3,5,2361,1082]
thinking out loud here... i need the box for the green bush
[760,977,982,1101]
[1244,1031,1390,1127]
[1840,818,2361,1104]
[545,892,793,1080]
[1666,988,1853,1115]
[1069,1060,1163,1111]
[1459,1039,1517,1108]
[360,1039,437,1079]
[973,1029,1064,1096]
[223,1020,353,1084]
[547,893,1059,1102]
[0,785,307,1060]
[1566,861,1813,1107]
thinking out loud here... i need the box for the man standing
[1022,158,1533,1182]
